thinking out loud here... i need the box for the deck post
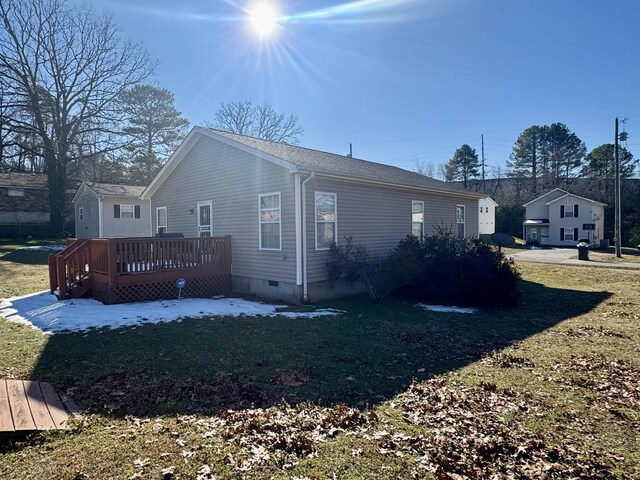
[48,254,58,293]
[56,256,67,298]
[107,239,117,286]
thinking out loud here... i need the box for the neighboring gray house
[478,196,498,235]
[523,188,606,247]
[73,182,150,238]
[142,127,486,303]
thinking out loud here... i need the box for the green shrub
[327,230,521,307]
[327,237,391,302]
[390,228,521,307]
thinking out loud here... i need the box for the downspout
[301,172,315,302]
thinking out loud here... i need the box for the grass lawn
[0,246,638,479]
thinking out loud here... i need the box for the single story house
[523,188,606,247]
[73,182,150,238]
[0,171,76,237]
[478,196,498,235]
[141,127,486,303]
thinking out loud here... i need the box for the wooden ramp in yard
[0,379,79,435]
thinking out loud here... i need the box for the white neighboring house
[73,182,150,238]
[522,188,606,247]
[478,197,498,235]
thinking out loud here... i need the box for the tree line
[435,122,638,245]
[0,0,302,233]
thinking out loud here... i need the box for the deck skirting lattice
[92,274,231,304]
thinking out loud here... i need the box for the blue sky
[89,0,639,174]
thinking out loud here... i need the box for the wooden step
[71,277,93,298]
[0,380,76,434]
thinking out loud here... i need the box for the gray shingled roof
[0,172,49,188]
[210,129,484,198]
[85,182,145,197]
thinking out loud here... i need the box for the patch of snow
[21,244,65,252]
[0,291,344,334]
[416,303,478,314]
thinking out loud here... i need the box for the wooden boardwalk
[0,379,78,433]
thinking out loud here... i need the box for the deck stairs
[48,239,92,300]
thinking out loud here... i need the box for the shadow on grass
[0,250,51,265]
[30,279,611,417]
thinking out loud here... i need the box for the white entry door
[197,201,212,237]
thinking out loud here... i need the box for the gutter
[301,172,315,302]
[294,168,486,200]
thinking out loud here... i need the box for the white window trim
[156,206,167,234]
[197,200,213,237]
[456,204,466,237]
[259,192,282,251]
[315,192,338,250]
[120,204,135,219]
[564,204,574,218]
[412,200,424,239]
[564,227,575,241]
[78,207,84,221]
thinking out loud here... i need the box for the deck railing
[49,236,232,298]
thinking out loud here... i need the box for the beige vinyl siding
[101,196,151,238]
[304,176,479,283]
[150,135,296,284]
[74,185,100,238]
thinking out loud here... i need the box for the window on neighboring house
[79,207,84,221]
[316,192,337,249]
[412,200,424,239]
[156,206,167,234]
[562,227,578,242]
[7,188,24,197]
[114,204,139,219]
[259,192,281,250]
[456,205,465,237]
[561,203,578,218]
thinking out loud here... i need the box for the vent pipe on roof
[346,143,352,158]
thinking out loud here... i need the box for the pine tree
[445,144,479,188]
[540,123,586,188]
[120,84,190,184]
[506,126,543,193]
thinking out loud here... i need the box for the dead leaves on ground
[69,370,266,415]
[380,379,617,479]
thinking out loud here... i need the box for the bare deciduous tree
[208,100,303,144]
[0,0,154,232]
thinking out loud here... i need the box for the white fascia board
[141,127,299,200]
[481,197,499,206]
[141,129,201,199]
[296,169,486,200]
[545,193,607,207]
[522,188,569,207]
[71,182,96,205]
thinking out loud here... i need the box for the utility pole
[481,134,486,193]
[614,118,622,258]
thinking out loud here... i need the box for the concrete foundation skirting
[231,275,368,304]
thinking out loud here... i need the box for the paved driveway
[507,248,640,269]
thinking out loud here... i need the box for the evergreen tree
[540,123,586,188]
[581,143,636,201]
[506,126,544,193]
[445,144,479,188]
[120,84,190,185]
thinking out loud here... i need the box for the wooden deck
[0,380,78,433]
[49,236,232,304]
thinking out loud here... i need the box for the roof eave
[296,168,486,199]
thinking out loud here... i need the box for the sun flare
[249,2,279,37]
